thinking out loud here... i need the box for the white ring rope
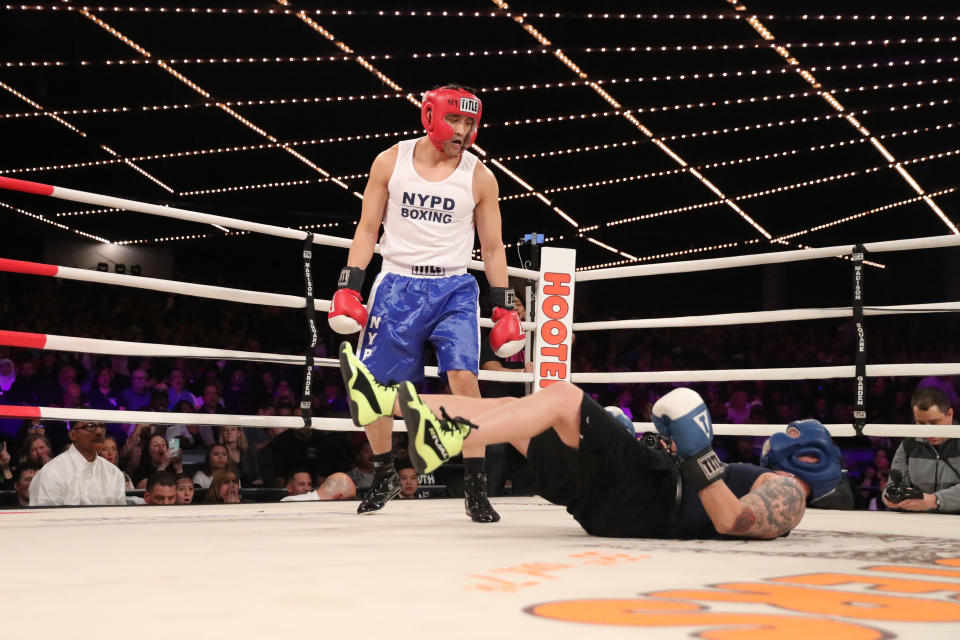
[0,176,540,281]
[576,232,960,281]
[0,258,537,331]
[573,301,960,331]
[0,330,533,383]
[0,404,363,431]
[2,404,957,439]
[571,362,960,384]
[3,177,956,288]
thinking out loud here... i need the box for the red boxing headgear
[420,87,482,152]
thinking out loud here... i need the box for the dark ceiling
[2,1,960,278]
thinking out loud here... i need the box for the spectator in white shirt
[29,421,126,506]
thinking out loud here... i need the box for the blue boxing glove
[604,406,636,436]
[651,388,724,490]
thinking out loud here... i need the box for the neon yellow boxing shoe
[339,342,398,427]
[398,381,477,474]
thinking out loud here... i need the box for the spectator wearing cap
[29,421,125,506]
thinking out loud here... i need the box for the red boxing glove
[328,288,368,335]
[490,307,525,358]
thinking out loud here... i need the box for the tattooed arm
[698,473,807,540]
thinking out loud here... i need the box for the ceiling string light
[498,148,960,240]
[6,53,956,124]
[491,0,773,241]
[774,185,959,242]
[0,80,177,193]
[576,235,888,272]
[8,5,960,22]
[578,239,763,271]
[55,207,122,218]
[276,0,580,232]
[5,34,958,69]
[113,221,342,247]
[0,200,110,243]
[78,8,343,188]
[14,107,954,208]
[0,128,424,176]
[498,119,960,202]
[596,146,960,229]
[5,94,951,181]
[179,171,370,197]
[731,0,958,234]
[661,98,953,141]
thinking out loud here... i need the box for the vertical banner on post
[533,248,576,391]
[300,233,317,428]
[851,243,867,436]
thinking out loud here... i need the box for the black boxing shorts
[525,394,679,538]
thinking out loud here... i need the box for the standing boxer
[391,379,843,539]
[330,84,524,522]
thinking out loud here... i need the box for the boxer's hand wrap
[652,388,724,491]
[329,266,368,335]
[337,266,365,291]
[489,286,515,311]
[678,447,725,491]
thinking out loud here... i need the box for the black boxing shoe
[464,471,500,523]
[357,460,400,515]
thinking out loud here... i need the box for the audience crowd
[1,277,958,510]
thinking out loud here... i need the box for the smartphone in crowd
[168,437,181,459]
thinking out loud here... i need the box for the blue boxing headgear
[760,419,843,501]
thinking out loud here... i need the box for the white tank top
[379,138,478,276]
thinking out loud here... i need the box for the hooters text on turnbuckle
[538,272,572,388]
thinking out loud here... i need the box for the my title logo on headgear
[459,97,480,115]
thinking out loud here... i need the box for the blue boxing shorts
[357,272,480,383]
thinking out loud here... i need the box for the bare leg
[418,381,584,450]
[364,415,394,455]
[445,370,486,458]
